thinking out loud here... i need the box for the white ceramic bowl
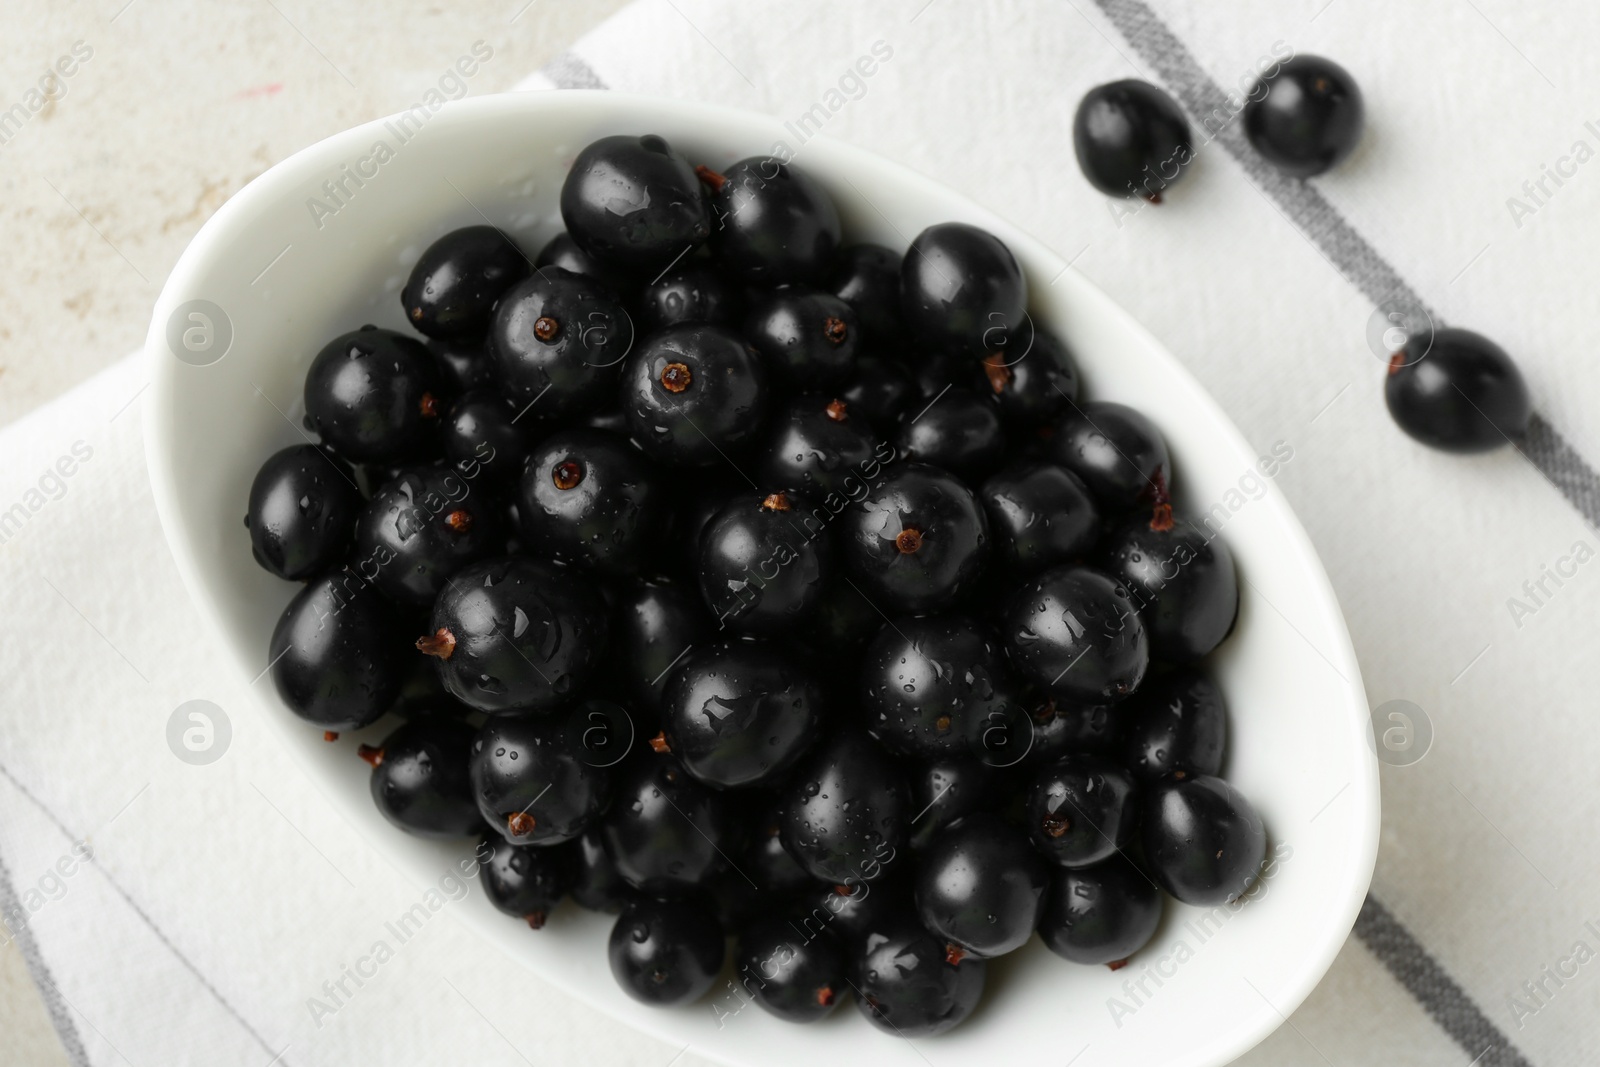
[144,91,1378,1067]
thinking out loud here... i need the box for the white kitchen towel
[3,1,1598,1065]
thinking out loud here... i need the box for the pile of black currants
[245,131,1264,1038]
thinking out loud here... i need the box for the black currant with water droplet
[760,394,885,500]
[1027,754,1140,868]
[1103,515,1239,663]
[1038,852,1162,967]
[518,428,667,577]
[859,614,1011,762]
[696,491,833,633]
[420,556,609,713]
[481,834,575,929]
[490,268,634,416]
[780,730,909,885]
[840,463,991,613]
[470,710,614,845]
[246,444,363,580]
[304,326,443,465]
[661,640,824,788]
[601,751,738,895]
[561,134,711,275]
[401,225,529,339]
[854,912,986,1037]
[915,812,1049,958]
[1001,564,1149,703]
[1120,668,1227,781]
[360,716,481,838]
[608,896,724,1006]
[638,261,739,333]
[621,323,768,466]
[354,466,503,606]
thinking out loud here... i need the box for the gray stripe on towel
[541,51,608,91]
[0,846,93,1067]
[0,761,285,1066]
[1354,895,1533,1067]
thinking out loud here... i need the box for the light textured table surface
[0,2,625,1059]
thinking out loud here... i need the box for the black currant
[743,287,860,388]
[359,716,481,838]
[611,576,714,714]
[489,268,634,416]
[701,157,841,286]
[893,387,1005,481]
[907,760,996,850]
[601,751,738,895]
[1000,565,1149,703]
[621,323,768,466]
[518,428,667,576]
[981,461,1101,574]
[608,896,724,1006]
[854,912,985,1037]
[441,390,535,487]
[1243,55,1364,177]
[560,134,710,275]
[1038,852,1162,967]
[759,394,884,501]
[839,354,916,433]
[840,463,990,613]
[419,556,609,713]
[1142,774,1266,906]
[661,640,824,788]
[826,242,902,347]
[1103,516,1239,662]
[401,225,529,339]
[638,261,738,334]
[304,326,442,465]
[1074,80,1194,201]
[1048,401,1171,514]
[1120,668,1226,782]
[859,614,1010,762]
[975,326,1080,425]
[735,918,847,1023]
[470,710,615,845]
[900,223,1028,358]
[269,571,404,732]
[245,445,362,580]
[915,811,1049,957]
[480,834,574,929]
[1385,327,1531,452]
[696,491,832,632]
[780,730,909,885]
[354,466,503,606]
[1026,754,1140,867]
